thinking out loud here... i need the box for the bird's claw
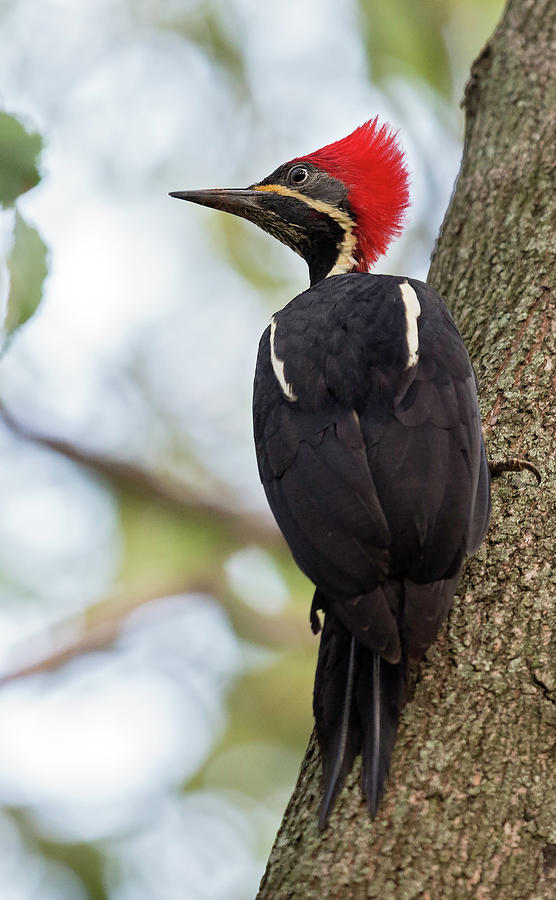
[489,457,541,485]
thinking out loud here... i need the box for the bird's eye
[289,165,309,186]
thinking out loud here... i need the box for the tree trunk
[257,1,555,897]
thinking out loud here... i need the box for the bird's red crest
[292,118,410,269]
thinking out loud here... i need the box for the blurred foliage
[358,0,504,97]
[190,649,315,802]
[6,211,48,336]
[131,0,248,98]
[0,112,42,207]
[359,0,453,96]
[111,481,315,655]
[211,215,295,297]
[118,491,238,591]
[213,650,314,749]
[36,840,107,900]
[0,111,47,347]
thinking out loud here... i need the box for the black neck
[304,216,350,286]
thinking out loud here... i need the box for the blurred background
[0,1,503,897]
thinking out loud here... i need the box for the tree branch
[0,577,313,686]
[0,405,278,545]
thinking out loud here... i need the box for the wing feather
[261,408,391,598]
[254,274,490,659]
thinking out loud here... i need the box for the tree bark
[257,1,555,897]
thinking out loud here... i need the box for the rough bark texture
[257,1,555,897]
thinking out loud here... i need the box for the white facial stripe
[254,183,358,278]
[399,281,421,369]
[270,317,298,401]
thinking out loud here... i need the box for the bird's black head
[170,120,409,286]
[170,161,354,285]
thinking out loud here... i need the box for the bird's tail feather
[319,633,356,826]
[314,616,360,829]
[357,650,407,817]
[314,611,407,827]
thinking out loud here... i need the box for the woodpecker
[170,119,491,827]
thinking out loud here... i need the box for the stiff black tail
[314,613,407,828]
[358,650,407,818]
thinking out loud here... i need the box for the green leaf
[0,112,43,206]
[5,211,48,336]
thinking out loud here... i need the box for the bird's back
[254,273,490,614]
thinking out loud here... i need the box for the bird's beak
[169,188,268,223]
[169,185,309,262]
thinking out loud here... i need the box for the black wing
[253,275,490,659]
